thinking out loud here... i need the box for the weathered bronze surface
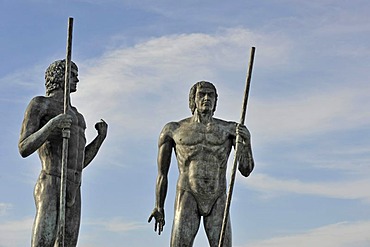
[18,60,108,247]
[148,81,254,247]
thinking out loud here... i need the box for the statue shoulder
[212,118,240,138]
[20,96,51,137]
[158,118,191,145]
[28,95,48,105]
[213,118,237,128]
[161,117,191,133]
[160,121,179,136]
[25,96,49,114]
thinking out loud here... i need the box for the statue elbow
[18,142,31,158]
[19,149,30,158]
[238,160,254,177]
[19,150,29,158]
[239,167,251,177]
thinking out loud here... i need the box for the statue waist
[40,169,81,185]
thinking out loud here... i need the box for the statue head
[189,81,218,115]
[45,59,78,94]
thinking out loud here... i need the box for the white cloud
[0,217,144,247]
[0,203,12,217]
[84,217,146,232]
[0,64,45,104]
[242,221,370,247]
[0,218,32,247]
[241,173,370,203]
[287,144,370,175]
[66,26,370,148]
[71,28,291,142]
[248,85,370,145]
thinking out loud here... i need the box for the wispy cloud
[68,24,370,146]
[0,217,145,247]
[241,173,370,203]
[71,27,291,142]
[0,203,12,217]
[0,64,45,104]
[84,217,146,232]
[249,87,367,144]
[0,217,32,247]
[242,220,370,247]
[288,143,370,175]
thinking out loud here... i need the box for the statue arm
[18,98,71,158]
[148,123,174,235]
[155,134,173,210]
[83,120,108,168]
[235,124,254,177]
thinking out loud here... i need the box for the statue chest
[40,104,86,140]
[173,122,231,147]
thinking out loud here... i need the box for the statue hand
[236,124,250,142]
[52,114,72,130]
[95,119,108,137]
[148,208,165,235]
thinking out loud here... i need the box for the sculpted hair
[189,81,218,115]
[45,59,78,94]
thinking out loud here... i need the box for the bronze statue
[18,59,108,247]
[148,81,254,247]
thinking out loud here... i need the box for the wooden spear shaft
[218,46,256,247]
[58,17,73,247]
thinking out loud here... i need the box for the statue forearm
[83,134,106,168]
[155,138,172,209]
[19,122,54,158]
[19,113,72,158]
[234,123,254,176]
[83,120,108,168]
[237,141,254,177]
[155,174,168,209]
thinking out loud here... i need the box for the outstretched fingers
[148,209,165,235]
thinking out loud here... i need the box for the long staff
[58,17,73,247]
[218,46,256,247]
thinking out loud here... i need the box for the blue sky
[1,0,370,246]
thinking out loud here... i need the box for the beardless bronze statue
[148,81,254,247]
[18,59,108,246]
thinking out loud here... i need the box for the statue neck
[192,110,213,124]
[46,90,67,103]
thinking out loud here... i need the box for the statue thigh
[55,189,81,247]
[32,172,59,246]
[32,172,81,247]
[203,193,232,247]
[170,189,201,247]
